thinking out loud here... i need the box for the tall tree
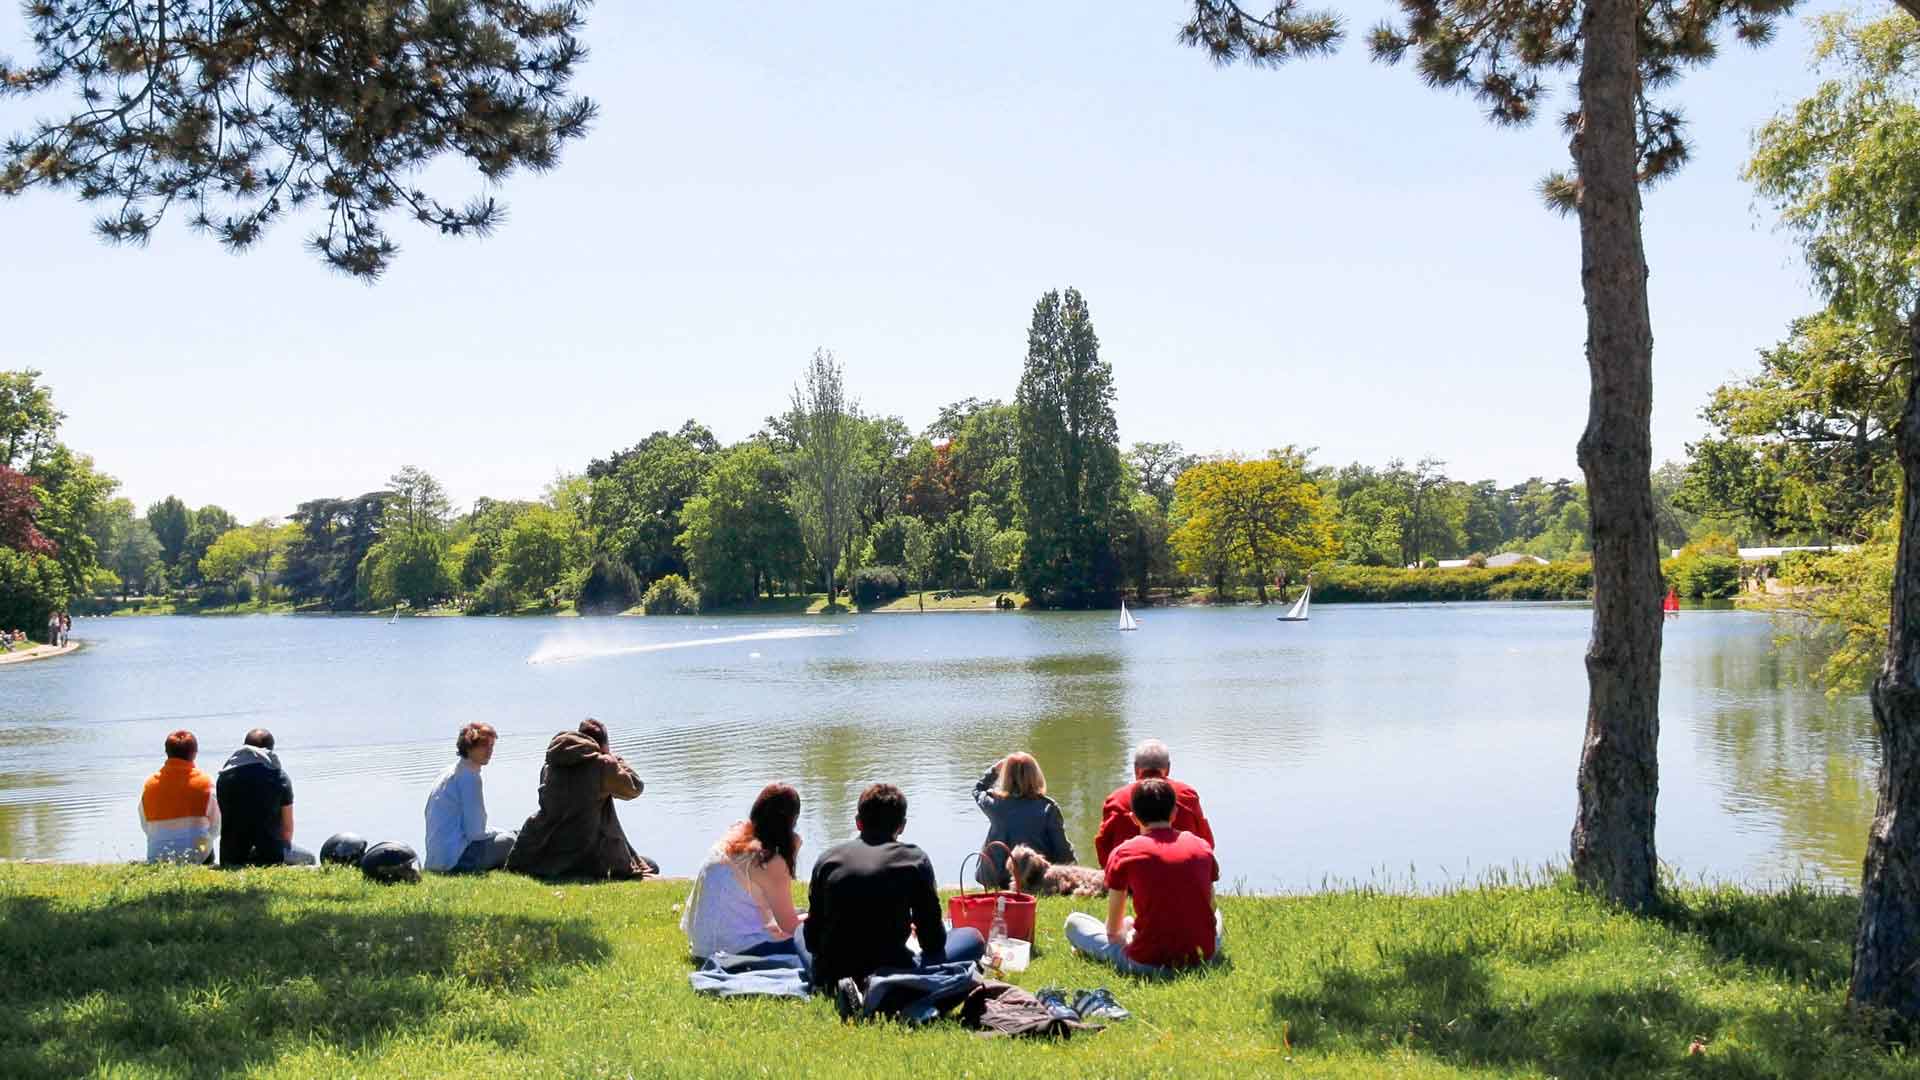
[281,493,387,609]
[1130,441,1197,512]
[180,504,236,586]
[586,421,717,584]
[386,466,453,536]
[0,467,54,556]
[1015,287,1123,608]
[1746,9,1920,1023]
[787,350,865,603]
[678,441,806,606]
[145,496,193,570]
[0,371,62,469]
[1180,0,1788,909]
[1,1,595,278]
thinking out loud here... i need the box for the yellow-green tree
[1170,450,1334,604]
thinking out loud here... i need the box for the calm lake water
[0,604,1875,891]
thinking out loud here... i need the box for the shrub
[1467,553,1488,569]
[1313,563,1593,603]
[850,565,908,607]
[642,573,700,615]
[1663,554,1741,599]
[576,556,642,615]
[467,572,520,615]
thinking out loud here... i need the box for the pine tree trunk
[1567,0,1663,911]
[1849,306,1920,1025]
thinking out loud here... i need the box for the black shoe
[834,977,865,1022]
[1034,986,1081,1022]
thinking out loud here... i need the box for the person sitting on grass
[973,751,1076,889]
[1065,777,1222,975]
[216,728,316,866]
[1094,738,1214,866]
[683,783,808,960]
[423,722,517,874]
[140,729,221,864]
[804,783,985,993]
[505,718,658,880]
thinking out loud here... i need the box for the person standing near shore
[423,722,517,873]
[139,730,220,864]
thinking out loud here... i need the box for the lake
[0,604,1875,892]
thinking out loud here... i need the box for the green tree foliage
[1680,311,1899,543]
[575,555,642,615]
[386,466,453,536]
[198,521,285,603]
[110,520,163,598]
[1119,491,1174,603]
[1661,534,1741,599]
[1778,519,1896,694]
[281,494,387,609]
[1169,451,1335,603]
[0,1,596,278]
[179,504,236,587]
[0,546,68,640]
[1015,288,1122,607]
[1129,441,1197,512]
[677,442,805,607]
[901,516,933,610]
[363,530,454,610]
[640,573,699,615]
[499,504,580,607]
[144,496,192,571]
[0,370,63,470]
[586,421,717,584]
[787,350,865,602]
[28,445,113,594]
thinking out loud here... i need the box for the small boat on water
[1276,585,1311,623]
[1117,600,1139,631]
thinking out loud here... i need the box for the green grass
[0,865,1911,1078]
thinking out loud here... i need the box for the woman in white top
[681,783,806,959]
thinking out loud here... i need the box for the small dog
[1006,844,1107,897]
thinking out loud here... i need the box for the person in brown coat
[505,719,658,880]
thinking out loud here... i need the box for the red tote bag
[947,842,1037,942]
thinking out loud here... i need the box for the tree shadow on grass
[0,878,610,1078]
[1269,892,1899,1080]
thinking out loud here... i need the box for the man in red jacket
[1094,739,1213,867]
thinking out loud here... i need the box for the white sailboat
[1117,600,1140,631]
[1276,585,1311,623]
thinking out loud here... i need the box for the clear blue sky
[0,2,1855,522]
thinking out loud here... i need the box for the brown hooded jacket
[505,731,647,880]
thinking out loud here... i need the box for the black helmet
[359,841,421,884]
[320,832,367,866]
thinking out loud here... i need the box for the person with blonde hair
[972,751,1076,888]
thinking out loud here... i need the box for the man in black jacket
[804,783,985,994]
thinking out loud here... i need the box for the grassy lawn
[0,865,1911,1078]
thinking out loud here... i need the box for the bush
[576,556,642,615]
[1466,553,1488,569]
[1312,563,1593,603]
[850,565,908,607]
[641,573,700,615]
[466,572,520,615]
[0,549,68,641]
[1663,553,1741,599]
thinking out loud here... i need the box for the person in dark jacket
[804,783,985,992]
[505,719,656,880]
[972,752,1075,888]
[215,728,314,866]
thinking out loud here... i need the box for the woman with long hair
[973,751,1076,888]
[682,783,807,959]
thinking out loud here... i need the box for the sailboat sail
[1278,585,1311,622]
[1117,601,1139,631]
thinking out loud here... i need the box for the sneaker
[834,977,865,1022]
[1074,987,1130,1022]
[1033,986,1081,1022]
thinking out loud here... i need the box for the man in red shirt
[1093,739,1213,866]
[1065,778,1222,974]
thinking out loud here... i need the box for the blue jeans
[1063,911,1224,976]
[454,830,516,873]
